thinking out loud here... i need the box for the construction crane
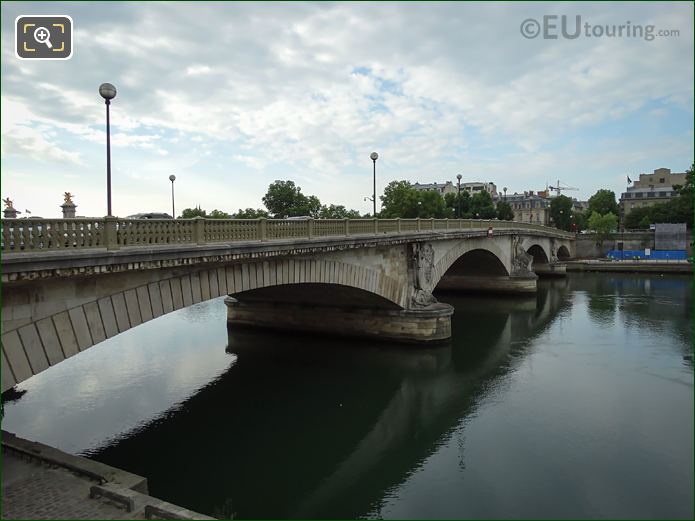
[547,180,579,196]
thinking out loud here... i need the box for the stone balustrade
[1,217,574,253]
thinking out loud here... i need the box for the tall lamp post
[99,83,117,216]
[169,175,176,218]
[503,186,507,201]
[370,152,378,216]
[456,173,462,218]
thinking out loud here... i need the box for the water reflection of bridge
[87,279,571,519]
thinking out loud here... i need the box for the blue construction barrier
[606,249,687,260]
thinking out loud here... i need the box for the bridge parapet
[1,218,574,253]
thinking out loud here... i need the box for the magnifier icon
[33,26,53,49]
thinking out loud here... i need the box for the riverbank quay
[566,260,692,274]
[1,431,214,520]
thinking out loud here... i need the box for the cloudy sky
[1,1,693,218]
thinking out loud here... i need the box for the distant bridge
[1,217,574,391]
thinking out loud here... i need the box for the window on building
[647,192,655,197]
[636,193,643,198]
[659,178,665,183]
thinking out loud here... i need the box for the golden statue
[2,197,14,209]
[63,192,74,204]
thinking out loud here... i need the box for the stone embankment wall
[575,231,693,258]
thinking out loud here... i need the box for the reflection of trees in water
[570,273,692,353]
[587,295,618,327]
[1,387,27,420]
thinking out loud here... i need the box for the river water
[2,273,693,519]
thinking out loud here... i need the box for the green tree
[624,206,652,229]
[379,181,420,218]
[550,195,573,230]
[587,211,618,248]
[638,214,652,229]
[318,204,361,219]
[570,210,586,232]
[301,195,323,218]
[262,180,322,218]
[417,190,450,218]
[208,209,232,219]
[587,189,619,217]
[179,207,206,218]
[496,201,514,221]
[469,191,496,219]
[234,208,269,219]
[444,191,471,218]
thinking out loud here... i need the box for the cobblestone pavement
[1,452,143,520]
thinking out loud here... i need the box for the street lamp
[456,173,462,218]
[370,152,378,216]
[169,175,176,218]
[99,83,117,216]
[503,186,507,201]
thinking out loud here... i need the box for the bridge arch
[430,240,510,292]
[1,258,401,392]
[527,244,550,265]
[557,245,571,260]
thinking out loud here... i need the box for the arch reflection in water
[86,283,568,519]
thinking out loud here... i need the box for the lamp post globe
[456,174,462,218]
[370,152,378,215]
[99,83,117,216]
[99,83,117,101]
[169,175,177,218]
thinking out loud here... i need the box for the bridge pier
[224,297,454,344]
[435,274,537,295]
[533,262,567,277]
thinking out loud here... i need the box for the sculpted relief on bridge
[411,243,438,308]
[511,235,535,277]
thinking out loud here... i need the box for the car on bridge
[126,213,173,219]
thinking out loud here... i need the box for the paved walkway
[1,431,214,520]
[2,451,141,519]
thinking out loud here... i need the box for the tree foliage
[444,191,471,218]
[380,181,452,218]
[208,209,232,219]
[318,204,362,219]
[262,180,319,218]
[587,211,618,247]
[496,201,514,221]
[179,207,206,218]
[550,195,573,231]
[380,181,420,218]
[469,190,496,219]
[234,208,269,219]
[261,180,361,219]
[587,189,619,217]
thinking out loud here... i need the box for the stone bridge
[1,217,574,392]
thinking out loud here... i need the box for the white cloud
[0,1,692,218]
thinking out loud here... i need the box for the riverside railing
[1,217,574,253]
